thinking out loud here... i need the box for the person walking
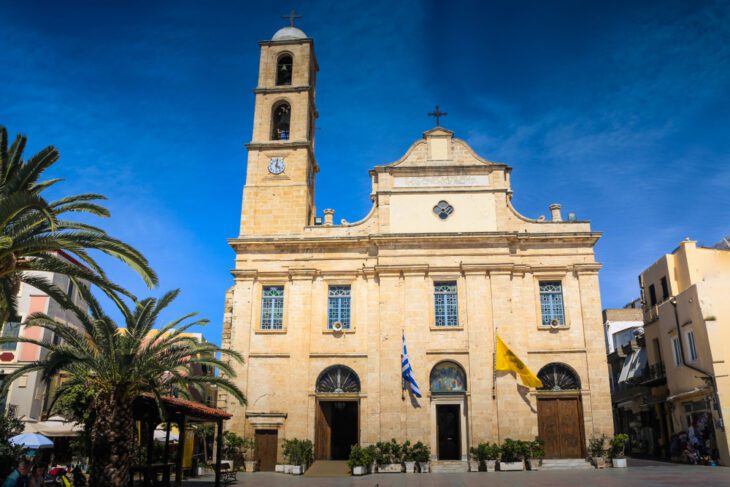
[2,460,29,487]
[26,464,45,487]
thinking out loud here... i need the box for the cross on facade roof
[282,9,302,27]
[428,105,448,126]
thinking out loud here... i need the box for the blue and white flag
[402,333,422,398]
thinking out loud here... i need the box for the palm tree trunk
[89,389,134,487]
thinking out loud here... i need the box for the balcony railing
[638,362,666,386]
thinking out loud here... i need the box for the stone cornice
[259,38,313,47]
[228,231,602,250]
[572,263,603,274]
[254,85,311,95]
[369,164,509,176]
[245,141,312,152]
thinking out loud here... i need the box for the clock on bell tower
[239,13,318,236]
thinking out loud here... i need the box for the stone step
[431,460,469,473]
[540,459,593,470]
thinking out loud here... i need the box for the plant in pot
[242,437,258,473]
[348,445,368,476]
[610,434,629,468]
[526,438,544,471]
[222,431,245,471]
[402,440,417,473]
[283,439,302,474]
[299,439,313,472]
[469,445,482,472]
[412,441,431,473]
[364,445,378,473]
[498,439,525,471]
[588,434,608,469]
[376,438,403,472]
[484,442,499,472]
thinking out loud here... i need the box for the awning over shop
[667,387,710,402]
[23,416,82,437]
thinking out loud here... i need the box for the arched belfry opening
[276,54,293,85]
[271,102,291,140]
[535,362,586,459]
[314,365,360,461]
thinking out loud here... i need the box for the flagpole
[494,326,501,444]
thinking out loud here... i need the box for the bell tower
[240,14,318,235]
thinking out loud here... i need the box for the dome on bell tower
[272,26,307,41]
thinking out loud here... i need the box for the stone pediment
[381,126,497,170]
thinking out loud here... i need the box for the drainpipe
[670,297,724,430]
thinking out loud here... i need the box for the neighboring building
[0,251,88,425]
[220,21,613,470]
[638,239,730,464]
[604,305,663,457]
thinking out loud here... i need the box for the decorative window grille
[0,322,21,351]
[672,336,682,366]
[537,363,581,391]
[316,365,360,393]
[328,285,351,329]
[432,200,454,220]
[686,331,698,362]
[434,282,458,326]
[261,286,284,330]
[539,281,565,326]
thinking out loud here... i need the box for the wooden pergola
[133,394,231,487]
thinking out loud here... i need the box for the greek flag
[402,333,422,397]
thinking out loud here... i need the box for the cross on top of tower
[428,105,448,127]
[282,9,302,27]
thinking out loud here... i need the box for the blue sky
[1,0,728,344]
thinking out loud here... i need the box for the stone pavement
[184,459,730,487]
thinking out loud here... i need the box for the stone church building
[220,22,613,470]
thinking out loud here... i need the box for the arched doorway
[536,363,586,458]
[429,361,468,461]
[314,365,360,460]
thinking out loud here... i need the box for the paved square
[191,459,729,487]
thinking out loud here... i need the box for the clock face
[268,157,285,175]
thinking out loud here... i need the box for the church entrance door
[254,429,278,471]
[436,404,461,460]
[315,400,359,460]
[537,396,585,458]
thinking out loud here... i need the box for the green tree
[0,126,158,324]
[0,412,24,478]
[0,285,245,487]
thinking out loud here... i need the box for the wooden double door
[537,395,586,458]
[315,399,359,460]
[437,404,461,460]
[255,429,278,471]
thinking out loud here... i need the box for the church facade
[220,23,613,468]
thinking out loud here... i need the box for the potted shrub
[589,434,608,469]
[299,439,313,473]
[377,438,403,472]
[242,437,258,473]
[526,438,544,471]
[222,431,245,471]
[484,442,499,472]
[468,445,481,472]
[348,445,368,476]
[282,439,296,474]
[412,441,431,473]
[610,434,629,468]
[364,445,378,473]
[402,440,417,473]
[498,439,525,471]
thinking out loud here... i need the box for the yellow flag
[495,335,544,388]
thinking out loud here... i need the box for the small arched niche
[537,362,581,391]
[429,361,467,393]
[276,54,293,86]
[316,364,361,394]
[271,102,291,140]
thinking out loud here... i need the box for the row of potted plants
[348,439,432,475]
[274,438,314,475]
[589,433,629,468]
[469,438,545,472]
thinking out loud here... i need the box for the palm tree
[0,284,245,487]
[0,126,158,324]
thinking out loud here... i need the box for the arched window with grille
[276,54,293,85]
[271,102,291,140]
[537,363,581,391]
[316,365,360,394]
